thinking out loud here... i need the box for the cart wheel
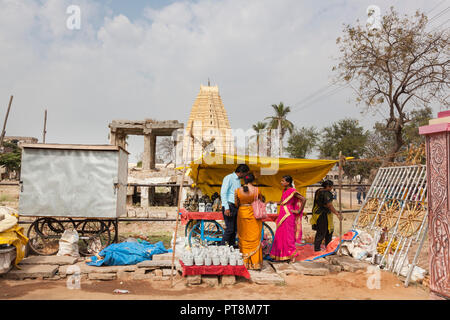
[27,218,65,256]
[188,220,224,247]
[105,220,118,243]
[261,222,274,257]
[184,220,195,237]
[76,219,111,256]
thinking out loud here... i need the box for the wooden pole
[349,177,352,209]
[0,95,13,150]
[170,165,188,287]
[43,109,47,143]
[338,151,343,255]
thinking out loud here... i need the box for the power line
[290,84,350,116]
[290,80,340,110]
[428,5,450,24]
[426,0,447,15]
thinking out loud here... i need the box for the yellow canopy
[183,153,342,202]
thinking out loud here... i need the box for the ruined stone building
[107,83,235,212]
[183,84,234,161]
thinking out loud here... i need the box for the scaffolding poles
[404,224,428,287]
[351,165,429,286]
[369,166,404,230]
[380,167,426,268]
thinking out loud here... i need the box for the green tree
[286,127,318,158]
[0,141,21,176]
[319,118,369,179]
[252,121,267,155]
[366,106,432,162]
[334,7,449,164]
[265,102,294,155]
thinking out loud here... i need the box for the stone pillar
[143,133,151,170]
[109,130,117,145]
[419,110,450,300]
[141,187,149,208]
[143,131,156,170]
[172,128,184,167]
[150,134,156,169]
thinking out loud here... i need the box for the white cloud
[0,0,442,161]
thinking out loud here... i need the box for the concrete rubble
[1,253,375,285]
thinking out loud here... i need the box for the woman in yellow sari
[235,173,263,270]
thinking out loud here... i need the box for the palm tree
[265,102,294,156]
[252,121,267,155]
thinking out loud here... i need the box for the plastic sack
[170,233,188,258]
[57,229,80,257]
[352,247,368,260]
[0,207,18,233]
[410,265,427,282]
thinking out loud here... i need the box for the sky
[1,0,448,162]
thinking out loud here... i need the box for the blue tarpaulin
[86,240,172,266]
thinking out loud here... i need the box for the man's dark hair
[235,164,250,173]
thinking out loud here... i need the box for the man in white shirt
[220,164,250,247]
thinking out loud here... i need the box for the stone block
[153,276,170,281]
[117,271,132,280]
[271,263,299,275]
[202,275,219,287]
[20,256,78,266]
[221,275,236,286]
[162,268,177,277]
[58,262,136,276]
[149,211,167,219]
[137,260,173,268]
[152,253,174,261]
[88,272,116,280]
[292,261,330,276]
[153,269,163,277]
[132,273,153,280]
[2,264,58,280]
[186,275,201,285]
[248,270,285,285]
[326,264,343,273]
[328,256,370,272]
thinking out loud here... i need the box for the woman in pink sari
[269,175,306,262]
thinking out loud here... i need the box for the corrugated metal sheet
[19,146,128,218]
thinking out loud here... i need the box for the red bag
[252,187,268,220]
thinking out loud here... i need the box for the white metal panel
[19,148,120,218]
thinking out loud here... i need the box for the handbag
[252,187,268,220]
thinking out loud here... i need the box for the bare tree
[334,7,449,163]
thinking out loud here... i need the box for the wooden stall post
[338,151,343,255]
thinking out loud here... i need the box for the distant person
[235,173,263,270]
[220,164,250,247]
[269,175,306,263]
[356,182,366,204]
[310,180,343,252]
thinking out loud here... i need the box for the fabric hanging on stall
[180,153,346,202]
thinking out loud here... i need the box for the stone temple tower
[183,83,234,161]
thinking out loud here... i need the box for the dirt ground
[0,269,429,300]
[0,183,431,300]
